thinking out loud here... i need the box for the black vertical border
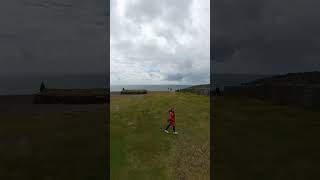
[106,0,110,178]
[210,0,215,179]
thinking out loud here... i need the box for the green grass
[0,104,107,179]
[213,96,320,180]
[110,92,210,179]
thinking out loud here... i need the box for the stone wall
[33,89,108,104]
[224,85,320,107]
[120,89,147,94]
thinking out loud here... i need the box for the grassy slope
[213,96,320,180]
[0,103,108,179]
[111,92,210,180]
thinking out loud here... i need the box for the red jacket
[168,111,175,126]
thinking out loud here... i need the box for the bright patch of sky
[111,0,210,85]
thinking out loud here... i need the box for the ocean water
[0,74,271,95]
[110,85,192,92]
[112,74,272,92]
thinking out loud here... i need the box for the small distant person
[215,87,221,96]
[40,82,46,93]
[164,107,178,134]
[122,88,125,91]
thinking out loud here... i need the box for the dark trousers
[165,124,175,132]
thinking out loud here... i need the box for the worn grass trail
[110,92,210,179]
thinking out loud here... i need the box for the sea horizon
[110,84,194,92]
[0,73,271,95]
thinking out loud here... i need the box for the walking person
[164,107,178,134]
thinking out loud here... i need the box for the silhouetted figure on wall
[215,87,221,96]
[40,82,46,93]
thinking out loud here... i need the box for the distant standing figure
[122,88,125,91]
[215,87,220,96]
[164,107,178,134]
[40,82,46,93]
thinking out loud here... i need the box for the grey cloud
[0,0,109,74]
[163,70,209,84]
[212,0,320,74]
[23,1,72,9]
[111,0,209,85]
[125,0,193,29]
[185,71,210,84]
[0,33,18,39]
[164,73,185,81]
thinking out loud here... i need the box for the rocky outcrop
[178,84,210,96]
[244,71,320,86]
[224,72,320,107]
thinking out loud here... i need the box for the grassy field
[110,92,210,179]
[0,96,108,179]
[213,96,320,180]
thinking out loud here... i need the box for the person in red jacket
[164,107,178,134]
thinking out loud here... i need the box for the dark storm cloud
[212,0,320,74]
[0,0,109,74]
[164,73,185,81]
[0,33,18,39]
[23,1,73,9]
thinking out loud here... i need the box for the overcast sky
[3,0,317,82]
[212,0,320,74]
[0,0,108,75]
[110,0,210,85]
